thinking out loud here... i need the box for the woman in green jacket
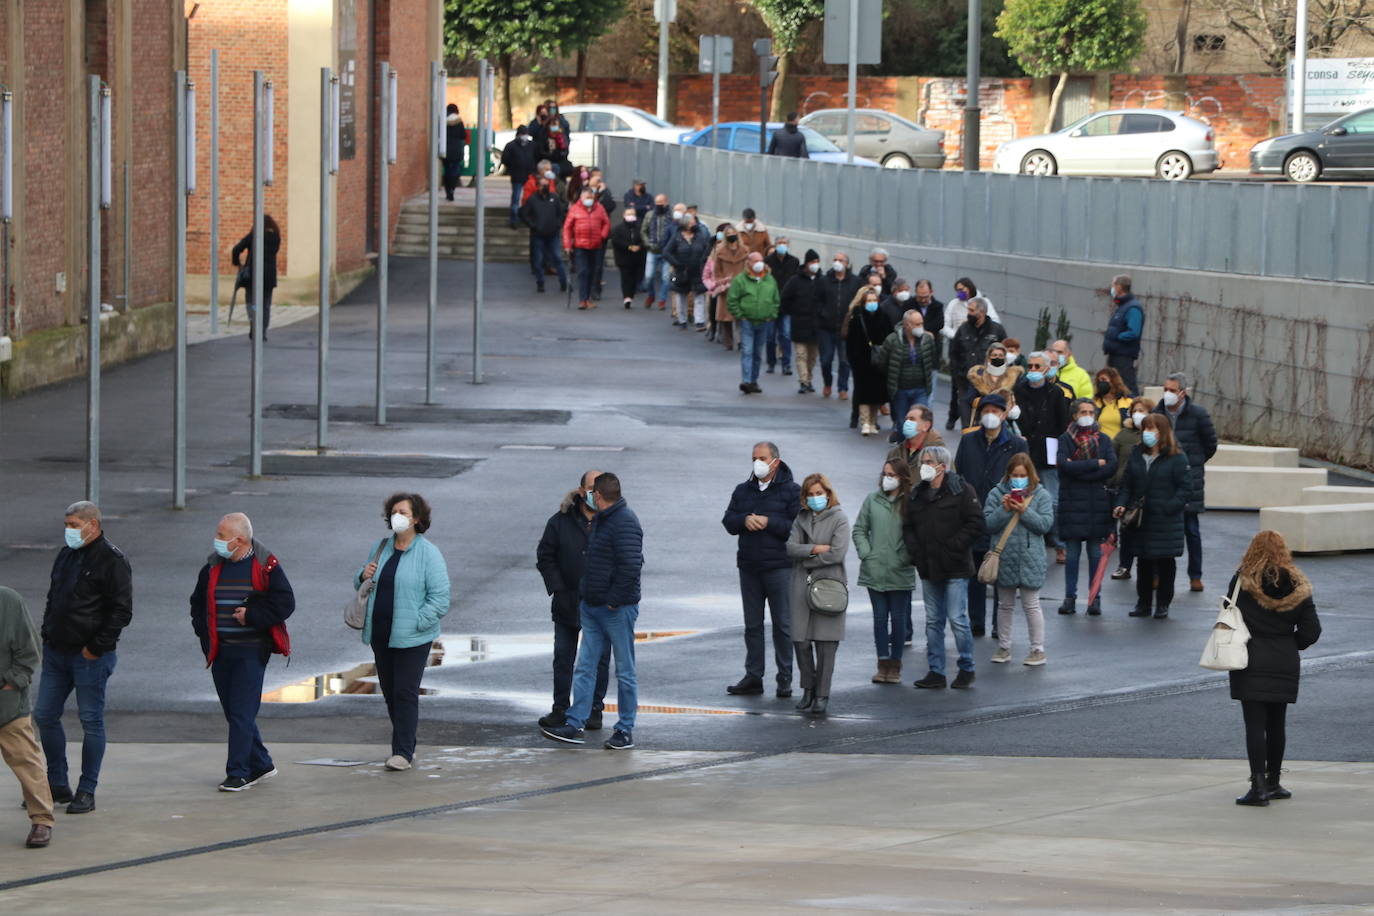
[853,461,916,684]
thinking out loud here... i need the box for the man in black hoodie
[518,174,568,294]
[818,253,862,399]
[500,125,537,226]
[767,112,810,158]
[721,442,802,697]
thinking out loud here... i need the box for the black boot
[1086,597,1102,616]
[1266,771,1292,800]
[809,696,828,716]
[794,689,814,711]
[1057,597,1077,615]
[1153,604,1170,619]
[1235,773,1270,807]
[1128,602,1152,617]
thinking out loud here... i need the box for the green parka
[726,270,780,323]
[852,490,916,591]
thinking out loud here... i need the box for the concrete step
[1205,466,1328,509]
[1259,503,1374,553]
[1214,444,1300,467]
[392,243,526,262]
[1299,485,1374,505]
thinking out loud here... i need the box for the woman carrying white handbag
[1221,530,1321,808]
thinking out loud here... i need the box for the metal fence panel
[1332,186,1373,283]
[1229,183,1266,276]
[1296,185,1335,280]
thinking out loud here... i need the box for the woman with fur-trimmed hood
[1225,530,1322,808]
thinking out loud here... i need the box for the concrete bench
[1258,503,1374,553]
[1205,466,1328,509]
[1214,444,1300,467]
[1301,485,1374,506]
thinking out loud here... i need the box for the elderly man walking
[728,251,781,394]
[190,513,295,792]
[32,501,132,816]
[1,587,54,847]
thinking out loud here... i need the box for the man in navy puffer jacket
[541,473,644,750]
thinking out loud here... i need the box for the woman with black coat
[843,286,895,436]
[609,209,647,309]
[661,214,710,329]
[1226,530,1321,806]
[231,214,282,340]
[1056,398,1117,616]
[442,104,467,199]
[1112,413,1190,619]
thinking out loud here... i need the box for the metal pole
[318,68,333,451]
[964,0,982,171]
[86,76,103,503]
[376,60,390,425]
[1294,0,1309,133]
[847,0,858,164]
[121,162,129,311]
[250,71,264,477]
[712,69,720,148]
[426,61,440,405]
[173,71,188,508]
[210,49,219,334]
[473,60,487,385]
[657,9,670,120]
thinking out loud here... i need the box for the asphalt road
[2,255,1370,764]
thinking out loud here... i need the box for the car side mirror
[1069,129,1083,138]
[1328,126,1348,136]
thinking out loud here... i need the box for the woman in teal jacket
[982,453,1054,667]
[853,460,916,684]
[356,493,451,771]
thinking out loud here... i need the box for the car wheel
[1284,151,1321,183]
[1019,150,1057,176]
[1156,151,1193,180]
[881,153,913,169]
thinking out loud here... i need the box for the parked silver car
[799,109,945,168]
[992,110,1219,180]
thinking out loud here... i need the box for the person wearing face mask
[1012,351,1070,559]
[953,394,1029,637]
[1110,397,1155,581]
[722,443,802,698]
[728,252,781,393]
[887,404,946,475]
[764,238,798,376]
[640,194,675,309]
[562,188,611,310]
[623,179,653,221]
[782,249,825,393]
[878,278,912,328]
[1055,399,1118,616]
[518,173,569,295]
[854,462,917,684]
[1002,337,1027,369]
[818,253,862,399]
[356,493,451,770]
[843,284,896,435]
[1102,273,1144,396]
[948,296,1006,428]
[33,501,132,816]
[737,208,771,256]
[709,223,749,348]
[904,446,985,690]
[520,159,561,207]
[662,212,711,329]
[610,206,648,309]
[1153,373,1217,593]
[982,453,1054,666]
[877,308,939,442]
[189,513,295,792]
[1114,416,1191,619]
[786,474,851,715]
[1049,339,1094,400]
[535,471,613,733]
[1092,367,1134,439]
[857,247,897,296]
[442,104,467,201]
[965,342,1023,427]
[585,171,616,299]
[940,277,1000,345]
[500,124,536,225]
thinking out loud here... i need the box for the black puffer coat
[721,461,802,571]
[1056,429,1117,541]
[662,227,711,295]
[782,273,823,343]
[902,472,985,582]
[1114,449,1191,559]
[817,270,862,334]
[1227,569,1321,704]
[535,496,594,627]
[580,499,643,608]
[1154,397,1217,512]
[954,426,1029,551]
[845,307,895,405]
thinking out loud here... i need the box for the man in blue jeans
[33,501,133,814]
[541,473,644,750]
[901,447,984,689]
[728,252,781,394]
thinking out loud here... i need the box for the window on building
[1193,34,1226,53]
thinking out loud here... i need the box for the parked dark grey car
[1249,107,1374,182]
[799,109,945,169]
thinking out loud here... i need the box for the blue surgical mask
[213,537,234,559]
[806,494,828,512]
[1142,431,1159,448]
[776,244,788,256]
[716,231,725,241]
[1026,371,1045,384]
[64,526,87,550]
[864,301,879,312]
[1009,477,1029,491]
[1047,365,1059,379]
[902,419,918,439]
[585,490,597,510]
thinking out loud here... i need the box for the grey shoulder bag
[344,539,389,630]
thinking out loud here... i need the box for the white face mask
[1007,405,1022,420]
[1162,391,1181,407]
[1076,414,1095,428]
[583,198,595,208]
[752,459,772,479]
[390,513,412,533]
[832,260,845,273]
[881,475,900,493]
[751,261,765,273]
[808,262,821,274]
[895,290,912,302]
[543,170,556,180]
[919,464,938,483]
[908,325,924,338]
[981,412,1002,430]
[673,210,686,221]
[1131,411,1147,428]
[743,222,755,231]
[987,363,1006,377]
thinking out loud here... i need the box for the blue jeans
[508,182,522,224]
[738,318,768,384]
[767,315,792,370]
[888,386,930,441]
[1041,469,1063,548]
[33,646,116,795]
[816,328,847,389]
[1063,538,1103,600]
[530,235,566,286]
[574,248,602,302]
[740,567,793,685]
[567,602,638,734]
[1185,512,1202,579]
[210,645,273,779]
[553,619,611,714]
[922,579,974,677]
[643,251,663,299]
[869,589,913,661]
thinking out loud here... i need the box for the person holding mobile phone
[983,454,1054,667]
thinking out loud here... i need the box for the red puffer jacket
[562,202,610,251]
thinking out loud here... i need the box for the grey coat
[785,506,851,642]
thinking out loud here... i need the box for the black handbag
[1121,497,1146,529]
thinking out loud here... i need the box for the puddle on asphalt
[262,630,698,703]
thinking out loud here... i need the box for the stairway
[392,198,529,262]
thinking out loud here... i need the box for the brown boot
[26,824,52,848]
[872,659,889,683]
[885,659,903,683]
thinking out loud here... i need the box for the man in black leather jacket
[33,501,133,814]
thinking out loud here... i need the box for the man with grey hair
[33,501,133,814]
[1102,273,1143,395]
[1154,373,1217,592]
[190,513,295,792]
[858,246,897,296]
[722,442,802,697]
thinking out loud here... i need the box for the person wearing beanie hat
[781,249,825,394]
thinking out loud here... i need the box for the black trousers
[247,285,274,334]
[552,619,610,714]
[618,252,646,301]
[1241,700,1288,775]
[967,551,988,629]
[1107,353,1139,396]
[372,641,431,761]
[1136,557,1176,608]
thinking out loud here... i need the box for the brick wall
[1110,74,1286,169]
[129,0,175,307]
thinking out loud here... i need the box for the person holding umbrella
[1056,399,1118,616]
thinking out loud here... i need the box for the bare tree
[1200,0,1374,73]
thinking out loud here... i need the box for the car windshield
[797,126,841,152]
[1057,113,1097,134]
[627,108,672,128]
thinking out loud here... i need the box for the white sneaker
[1023,649,1047,667]
[990,647,1011,664]
[384,755,412,771]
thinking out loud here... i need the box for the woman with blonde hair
[1092,366,1134,439]
[785,473,850,716]
[710,222,750,349]
[1227,530,1321,807]
[964,343,1023,426]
